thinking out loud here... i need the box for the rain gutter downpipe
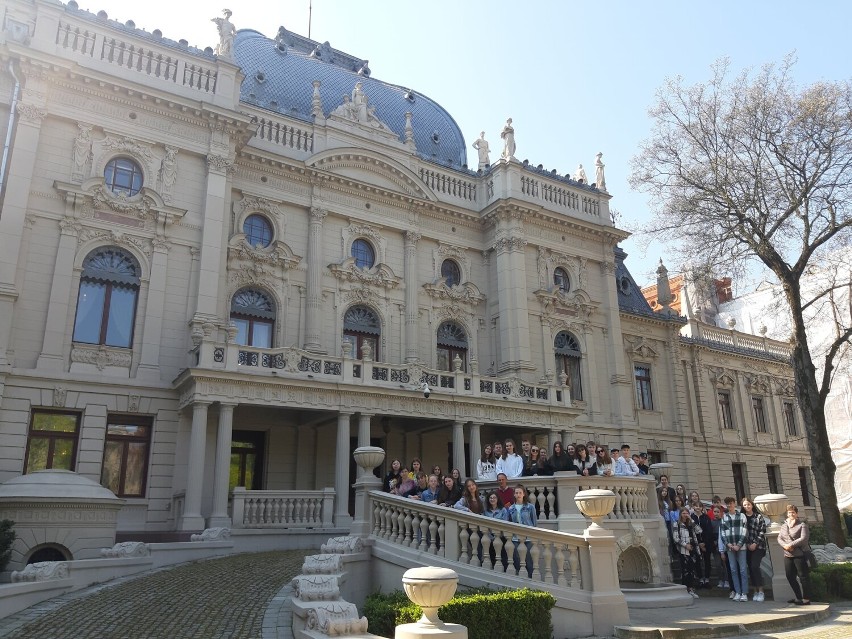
[0,60,22,210]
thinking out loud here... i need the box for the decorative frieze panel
[625,336,660,360]
[329,259,399,289]
[743,372,771,395]
[77,227,152,260]
[70,344,132,370]
[707,366,737,388]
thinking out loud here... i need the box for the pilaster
[208,402,235,527]
[137,238,171,380]
[335,411,353,526]
[304,207,327,352]
[180,401,211,531]
[403,230,421,362]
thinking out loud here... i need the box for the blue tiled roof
[234,30,468,167]
[614,247,659,319]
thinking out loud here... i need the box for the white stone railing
[369,491,587,590]
[253,115,314,154]
[202,342,572,407]
[418,167,477,202]
[687,324,793,360]
[55,18,218,95]
[477,474,657,529]
[230,487,335,528]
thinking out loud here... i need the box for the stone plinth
[396,567,467,639]
[0,470,124,572]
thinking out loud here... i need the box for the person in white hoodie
[614,444,641,476]
[476,443,497,481]
[496,438,524,478]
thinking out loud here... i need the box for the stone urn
[402,567,458,628]
[353,446,385,475]
[574,489,616,534]
[648,462,673,483]
[754,493,788,531]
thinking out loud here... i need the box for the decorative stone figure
[500,118,516,160]
[595,152,607,191]
[472,131,490,169]
[211,9,236,60]
[72,123,93,183]
[351,82,368,122]
[158,146,178,202]
[574,164,587,184]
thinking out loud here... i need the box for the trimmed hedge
[809,563,852,602]
[364,587,555,639]
[808,523,852,548]
[0,520,14,572]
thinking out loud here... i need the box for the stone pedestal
[395,567,467,639]
[755,493,793,602]
[352,446,384,537]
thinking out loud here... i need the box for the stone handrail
[202,342,572,408]
[688,324,793,360]
[230,487,335,528]
[369,491,587,590]
[253,115,315,154]
[474,477,559,526]
[418,167,477,202]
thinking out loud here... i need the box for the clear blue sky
[80,0,852,288]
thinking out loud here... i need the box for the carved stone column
[208,402,236,527]
[192,154,233,323]
[357,412,373,477]
[180,401,211,530]
[37,217,81,370]
[0,92,47,368]
[335,411,353,526]
[138,238,171,380]
[304,207,327,352]
[452,420,465,476]
[468,422,482,479]
[403,230,421,362]
[491,207,533,374]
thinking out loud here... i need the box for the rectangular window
[646,450,665,466]
[634,366,654,410]
[24,410,81,473]
[230,430,266,491]
[718,391,735,429]
[752,397,768,433]
[767,465,783,494]
[798,467,813,507]
[732,463,747,502]
[783,402,798,437]
[101,415,152,497]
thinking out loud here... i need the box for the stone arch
[25,542,73,564]
[615,523,662,584]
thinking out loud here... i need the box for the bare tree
[630,56,852,544]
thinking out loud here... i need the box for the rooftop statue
[211,9,236,60]
[472,131,490,169]
[595,152,606,191]
[500,118,516,160]
[574,164,587,184]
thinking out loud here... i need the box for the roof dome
[234,30,468,167]
[0,469,120,502]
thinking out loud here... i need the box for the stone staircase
[290,536,382,639]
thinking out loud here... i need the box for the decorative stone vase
[754,493,788,531]
[353,446,385,474]
[574,489,616,531]
[402,567,458,628]
[648,462,673,483]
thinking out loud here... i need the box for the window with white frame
[634,365,654,410]
[104,157,143,197]
[230,288,275,348]
[554,331,583,401]
[436,321,467,371]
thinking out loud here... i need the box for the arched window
[436,321,468,372]
[230,288,275,348]
[343,305,381,360]
[554,267,570,293]
[554,331,583,400]
[104,157,143,197]
[73,247,141,348]
[441,259,461,287]
[351,238,375,269]
[243,214,273,248]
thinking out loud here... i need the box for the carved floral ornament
[329,258,400,288]
[626,336,660,360]
[54,178,187,226]
[708,366,737,388]
[743,373,772,395]
[71,344,132,370]
[536,247,589,292]
[536,288,595,325]
[423,280,484,307]
[233,194,284,230]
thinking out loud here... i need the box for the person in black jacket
[436,475,462,507]
[548,441,575,473]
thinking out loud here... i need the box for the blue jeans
[727,548,748,594]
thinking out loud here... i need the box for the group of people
[659,477,812,604]
[476,438,650,480]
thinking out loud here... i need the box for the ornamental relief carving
[625,336,660,360]
[15,102,47,124]
[775,378,796,397]
[77,227,152,259]
[341,222,387,263]
[341,286,381,307]
[328,258,400,289]
[233,194,285,231]
[743,372,771,395]
[423,280,484,308]
[227,237,301,271]
[707,366,737,388]
[71,344,132,370]
[227,260,275,293]
[536,247,588,292]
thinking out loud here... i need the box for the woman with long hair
[476,443,497,481]
[507,485,538,577]
[594,448,613,476]
[522,445,550,476]
[778,504,812,605]
[496,438,524,478]
[548,441,574,473]
[409,458,422,479]
[384,459,402,493]
[573,444,596,476]
[437,474,462,507]
[672,507,702,599]
[743,497,767,601]
[454,478,485,514]
[451,467,464,485]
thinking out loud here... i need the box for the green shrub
[364,587,555,639]
[810,564,852,602]
[0,520,15,572]
[808,523,852,547]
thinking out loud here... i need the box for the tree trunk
[785,282,846,546]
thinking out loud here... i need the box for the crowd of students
[658,476,813,604]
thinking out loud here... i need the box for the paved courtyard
[0,550,308,639]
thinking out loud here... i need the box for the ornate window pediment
[306,148,433,200]
[55,178,187,227]
[536,247,590,294]
[626,336,659,360]
[743,373,771,395]
[423,280,484,306]
[329,258,400,288]
[708,366,737,388]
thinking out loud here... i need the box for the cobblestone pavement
[0,550,309,639]
[728,606,852,639]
